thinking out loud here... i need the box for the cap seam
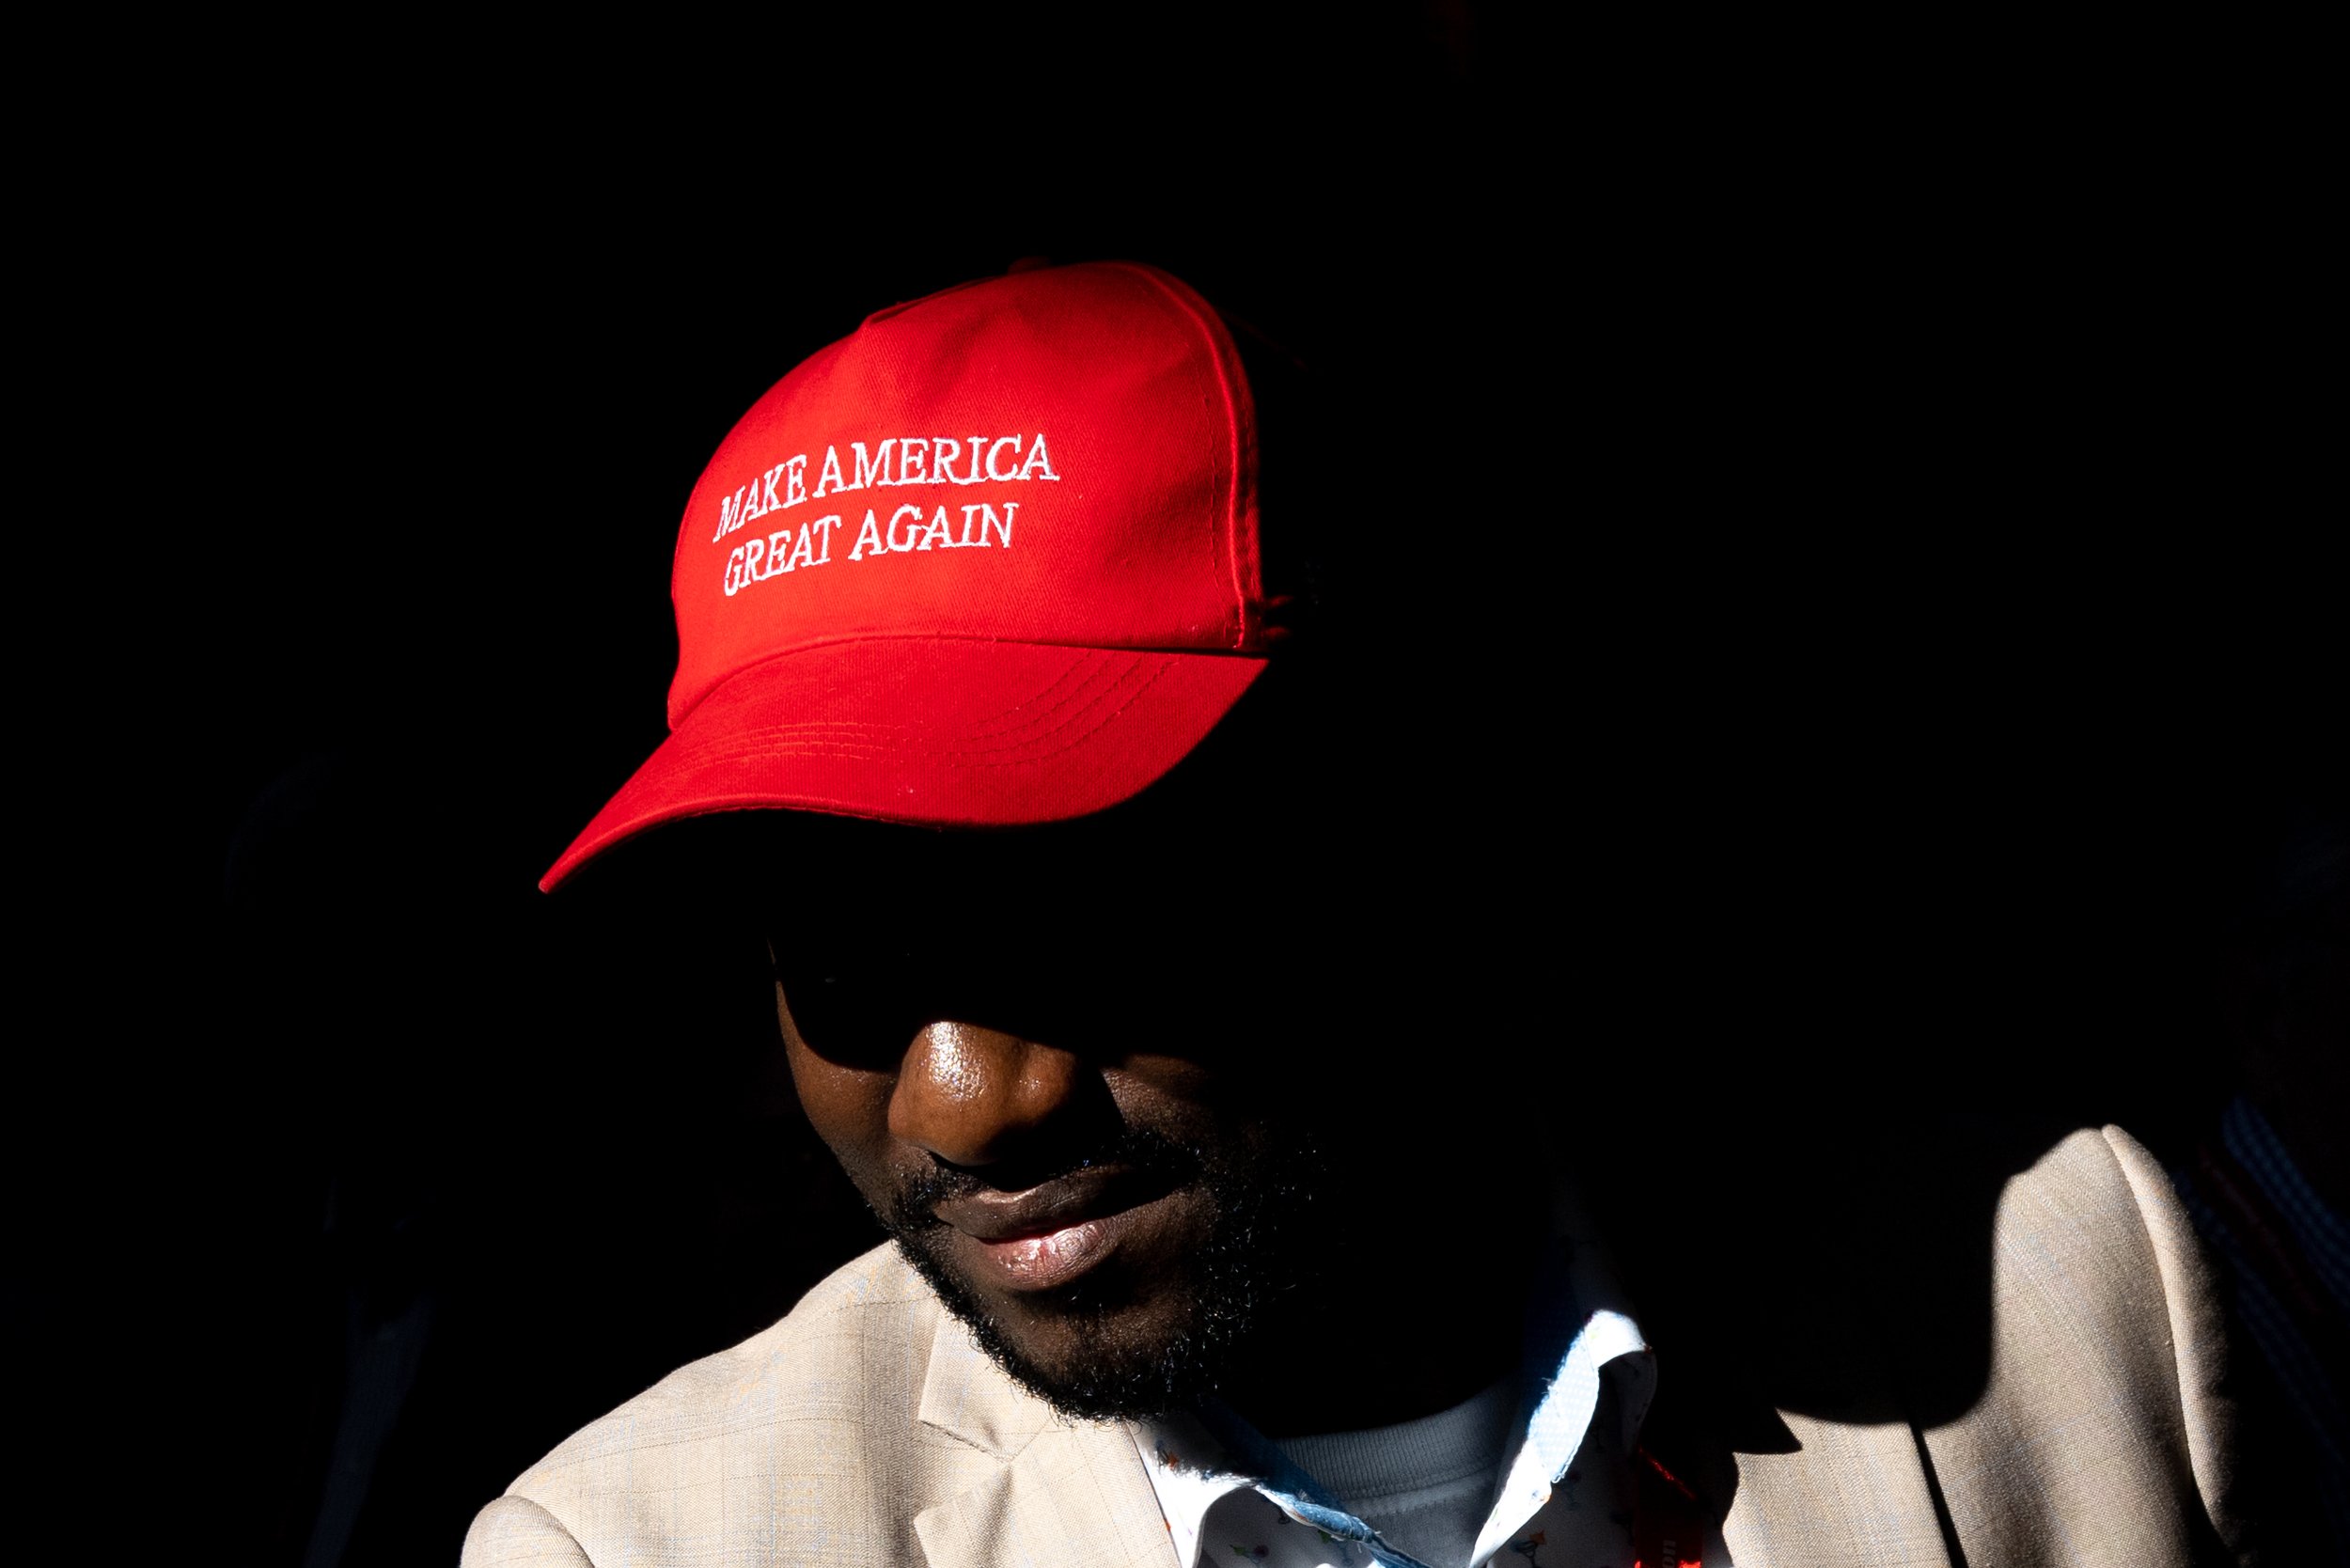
[620,666,1175,782]
[668,657,1179,767]
[1110,262,1259,651]
[668,652,1128,756]
[668,632,1259,732]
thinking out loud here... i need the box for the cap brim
[540,639,1267,890]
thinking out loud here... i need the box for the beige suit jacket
[462,1126,2247,1566]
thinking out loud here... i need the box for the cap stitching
[953,651,1124,742]
[670,633,1232,733]
[676,651,1123,755]
[727,659,1182,770]
[667,657,1179,768]
[1117,263,1245,650]
[676,659,1169,766]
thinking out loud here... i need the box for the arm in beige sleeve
[461,1495,594,1567]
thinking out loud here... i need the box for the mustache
[888,1123,1206,1231]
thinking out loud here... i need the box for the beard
[876,1116,1328,1423]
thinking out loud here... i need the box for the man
[465,262,2249,1566]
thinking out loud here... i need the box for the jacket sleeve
[462,1495,595,1567]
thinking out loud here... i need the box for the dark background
[18,9,2337,1563]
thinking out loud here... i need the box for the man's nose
[887,1020,1088,1168]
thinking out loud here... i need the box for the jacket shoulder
[1924,1124,2244,1565]
[517,1241,940,1477]
[1721,1123,2247,1568]
[466,1243,983,1567]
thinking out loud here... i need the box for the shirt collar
[1132,1226,1653,1568]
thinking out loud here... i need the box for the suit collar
[913,1309,1178,1568]
[915,1306,1060,1461]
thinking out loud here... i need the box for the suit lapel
[912,1313,1179,1568]
[1724,1415,1954,1568]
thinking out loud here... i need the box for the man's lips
[930,1168,1135,1242]
[927,1168,1172,1292]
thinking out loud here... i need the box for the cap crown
[668,262,1265,730]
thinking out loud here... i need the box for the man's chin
[874,1116,1324,1422]
[889,1230,1246,1422]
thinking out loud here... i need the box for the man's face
[778,985,1325,1421]
[760,800,1372,1421]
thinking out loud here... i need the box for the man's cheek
[830,1151,916,1226]
[787,1096,907,1220]
[783,1049,900,1168]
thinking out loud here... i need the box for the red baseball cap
[540,261,1273,890]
